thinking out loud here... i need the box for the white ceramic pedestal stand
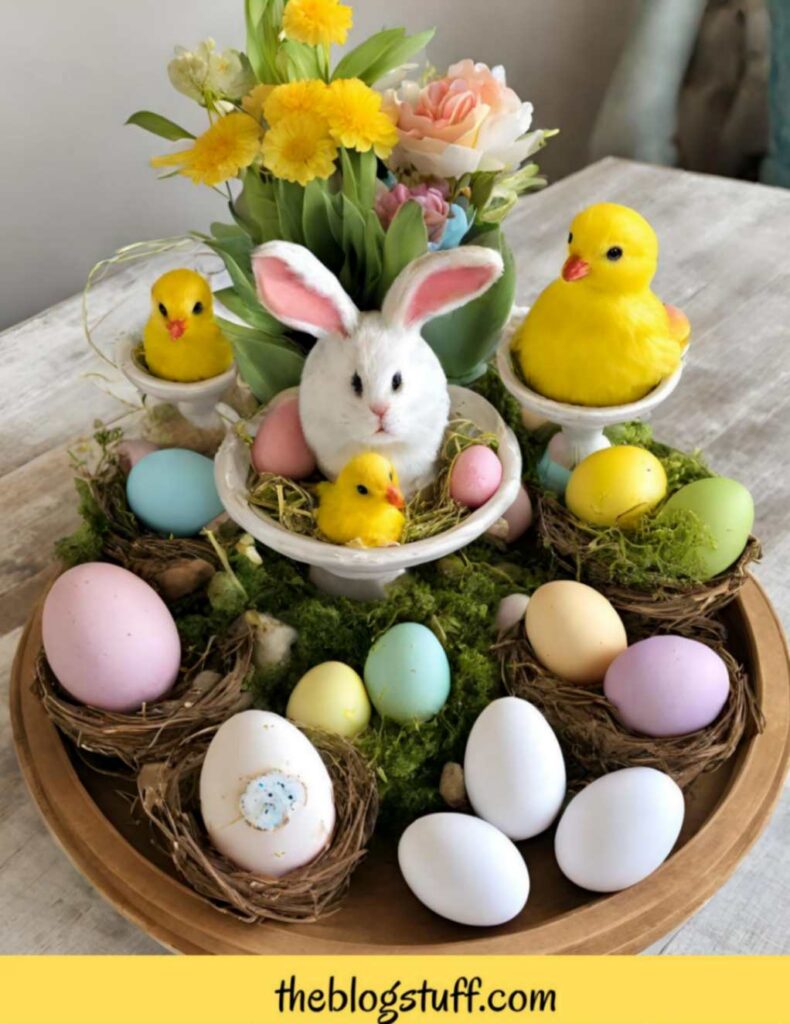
[214,386,522,600]
[116,337,237,429]
[496,316,684,468]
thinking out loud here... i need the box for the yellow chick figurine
[512,203,690,407]
[317,453,406,548]
[143,268,233,382]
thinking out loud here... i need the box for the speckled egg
[287,661,371,738]
[526,580,627,685]
[449,445,503,509]
[364,622,450,723]
[660,477,754,579]
[41,562,181,712]
[604,635,730,737]
[251,396,316,479]
[566,445,667,529]
[199,710,335,877]
[127,448,223,537]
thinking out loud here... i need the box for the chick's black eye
[351,372,363,396]
[567,232,573,244]
[606,246,623,261]
[158,302,167,317]
[392,371,402,392]
[193,301,203,314]
[356,484,368,495]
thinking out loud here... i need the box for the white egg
[464,697,566,840]
[494,593,529,635]
[398,813,529,926]
[199,710,335,877]
[554,767,684,892]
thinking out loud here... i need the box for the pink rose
[375,181,451,243]
[383,60,546,178]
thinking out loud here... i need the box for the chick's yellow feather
[317,453,405,548]
[143,268,233,383]
[513,203,689,407]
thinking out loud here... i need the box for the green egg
[660,477,754,580]
[364,622,451,724]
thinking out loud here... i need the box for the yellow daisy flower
[263,79,328,125]
[242,83,275,122]
[282,0,353,47]
[262,112,338,185]
[322,78,399,158]
[151,112,261,186]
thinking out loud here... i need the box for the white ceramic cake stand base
[496,309,684,467]
[116,337,237,429]
[214,386,522,600]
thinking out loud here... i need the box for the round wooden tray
[10,577,790,955]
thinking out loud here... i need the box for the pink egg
[42,563,181,712]
[251,396,316,479]
[604,636,730,738]
[117,439,158,474]
[501,484,533,542]
[450,445,503,509]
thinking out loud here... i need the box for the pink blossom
[375,181,451,243]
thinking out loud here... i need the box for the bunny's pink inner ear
[404,265,498,327]
[254,256,348,336]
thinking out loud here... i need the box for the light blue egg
[538,448,572,497]
[126,448,223,537]
[364,622,451,724]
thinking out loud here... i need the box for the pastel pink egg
[42,562,181,712]
[604,635,730,738]
[501,484,533,542]
[251,396,316,479]
[117,439,158,474]
[450,445,503,509]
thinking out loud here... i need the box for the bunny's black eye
[606,246,623,261]
[193,301,203,314]
[158,302,168,317]
[351,372,363,396]
[392,371,402,392]
[356,484,369,495]
[567,232,573,244]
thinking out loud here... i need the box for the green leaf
[361,29,436,86]
[338,195,368,298]
[214,288,282,331]
[302,180,344,272]
[217,319,306,402]
[339,148,359,205]
[377,200,428,303]
[279,40,322,81]
[331,28,405,82]
[234,169,281,244]
[362,210,385,305]
[246,0,285,83]
[469,171,499,214]
[125,111,194,141]
[274,179,305,244]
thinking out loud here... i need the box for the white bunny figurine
[251,241,504,496]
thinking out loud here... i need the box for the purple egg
[604,636,730,738]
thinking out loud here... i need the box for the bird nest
[34,624,254,771]
[536,489,761,626]
[137,725,379,923]
[246,417,500,545]
[498,614,764,792]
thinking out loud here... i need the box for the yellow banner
[1,955,786,1024]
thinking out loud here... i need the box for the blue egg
[126,448,223,537]
[364,622,451,724]
[537,448,572,497]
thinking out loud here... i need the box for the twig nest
[138,724,378,923]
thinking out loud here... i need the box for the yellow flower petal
[151,112,262,186]
[322,78,398,157]
[261,112,338,186]
[263,79,328,125]
[282,0,353,47]
[242,83,275,121]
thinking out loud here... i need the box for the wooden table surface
[1,157,788,955]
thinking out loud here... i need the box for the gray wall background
[1,0,637,329]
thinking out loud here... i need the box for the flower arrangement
[128,0,554,399]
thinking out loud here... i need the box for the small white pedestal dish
[496,309,684,467]
[116,337,237,429]
[214,385,522,600]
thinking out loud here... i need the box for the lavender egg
[604,636,730,738]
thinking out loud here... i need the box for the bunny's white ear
[381,246,504,331]
[251,240,359,338]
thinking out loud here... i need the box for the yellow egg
[286,661,371,738]
[566,445,667,529]
[525,580,627,685]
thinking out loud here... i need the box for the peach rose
[383,60,545,178]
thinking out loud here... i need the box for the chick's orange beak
[562,255,590,282]
[386,485,405,509]
[167,319,186,339]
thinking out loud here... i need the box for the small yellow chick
[512,203,690,407]
[143,268,233,383]
[317,453,406,548]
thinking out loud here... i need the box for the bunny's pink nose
[370,403,390,419]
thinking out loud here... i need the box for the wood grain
[2,157,790,953]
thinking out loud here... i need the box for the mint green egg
[660,477,754,580]
[364,622,451,724]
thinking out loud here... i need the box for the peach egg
[251,396,316,479]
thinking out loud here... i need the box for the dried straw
[34,626,254,771]
[537,490,761,626]
[138,725,379,923]
[498,615,764,791]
